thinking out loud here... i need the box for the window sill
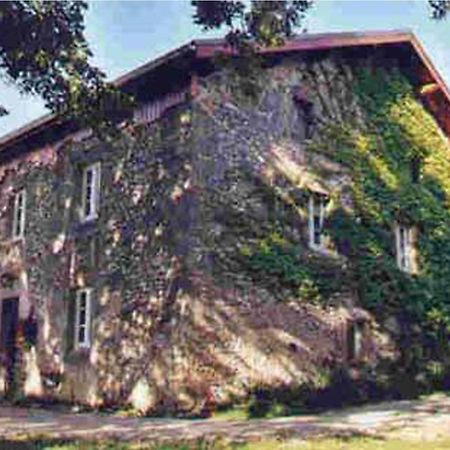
[75,344,91,351]
[308,244,339,258]
[80,214,98,224]
[1,236,25,246]
[72,220,97,235]
[399,267,419,277]
[65,347,90,364]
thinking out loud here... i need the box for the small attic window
[293,87,315,139]
[411,156,422,184]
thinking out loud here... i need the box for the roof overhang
[0,29,449,159]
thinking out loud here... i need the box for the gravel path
[0,393,449,444]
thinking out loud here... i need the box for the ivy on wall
[237,64,450,385]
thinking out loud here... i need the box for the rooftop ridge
[0,29,447,154]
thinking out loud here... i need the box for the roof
[0,29,449,157]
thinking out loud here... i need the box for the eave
[0,29,449,160]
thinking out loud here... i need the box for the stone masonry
[0,38,427,413]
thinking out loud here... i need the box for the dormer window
[308,194,328,250]
[395,224,415,273]
[81,163,101,222]
[12,189,26,239]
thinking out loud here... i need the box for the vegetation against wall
[238,63,450,392]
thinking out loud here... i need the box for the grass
[2,437,450,450]
[210,400,298,420]
[210,406,248,421]
[240,437,450,450]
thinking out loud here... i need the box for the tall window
[81,163,101,221]
[395,224,414,273]
[12,189,26,239]
[75,288,92,349]
[347,320,365,361]
[411,156,421,184]
[308,194,327,250]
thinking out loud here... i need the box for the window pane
[79,308,86,325]
[13,191,26,238]
[83,165,100,219]
[76,290,90,346]
[313,216,321,245]
[84,169,93,217]
[78,325,86,344]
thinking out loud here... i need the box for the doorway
[1,298,19,396]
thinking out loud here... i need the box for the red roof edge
[194,29,415,58]
[0,42,196,151]
[1,29,449,153]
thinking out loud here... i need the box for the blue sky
[1,0,450,137]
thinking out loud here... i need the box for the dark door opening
[1,298,19,396]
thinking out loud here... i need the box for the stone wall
[0,48,401,413]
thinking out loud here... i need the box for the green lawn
[240,437,450,450]
[2,437,450,450]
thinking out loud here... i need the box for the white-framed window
[12,189,26,239]
[75,288,92,349]
[348,320,365,360]
[395,224,414,273]
[308,194,328,250]
[81,162,101,222]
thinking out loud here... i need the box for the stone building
[0,30,449,413]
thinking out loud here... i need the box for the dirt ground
[0,393,449,444]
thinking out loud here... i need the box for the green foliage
[241,232,322,303]
[6,438,231,450]
[321,67,450,381]
[430,0,450,19]
[192,1,313,48]
[0,1,132,131]
[237,64,450,389]
[192,1,313,102]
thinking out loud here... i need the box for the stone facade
[0,39,437,413]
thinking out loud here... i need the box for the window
[308,194,328,250]
[81,163,101,221]
[411,156,422,184]
[293,87,315,140]
[12,189,26,239]
[395,224,415,273]
[347,320,365,360]
[75,288,92,349]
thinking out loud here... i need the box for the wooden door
[1,298,19,395]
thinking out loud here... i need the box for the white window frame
[81,162,101,222]
[348,320,365,360]
[12,189,26,239]
[395,224,414,273]
[308,194,327,250]
[75,288,92,349]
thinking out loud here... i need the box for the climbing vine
[236,65,450,387]
[317,67,450,383]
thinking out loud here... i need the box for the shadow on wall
[10,52,450,415]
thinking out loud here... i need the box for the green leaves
[0,1,133,133]
[192,1,313,49]
[241,232,324,303]
[429,0,450,19]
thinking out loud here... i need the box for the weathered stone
[0,42,422,412]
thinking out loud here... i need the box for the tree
[192,1,313,49]
[1,1,444,132]
[0,1,313,132]
[0,1,131,131]
[429,0,450,19]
